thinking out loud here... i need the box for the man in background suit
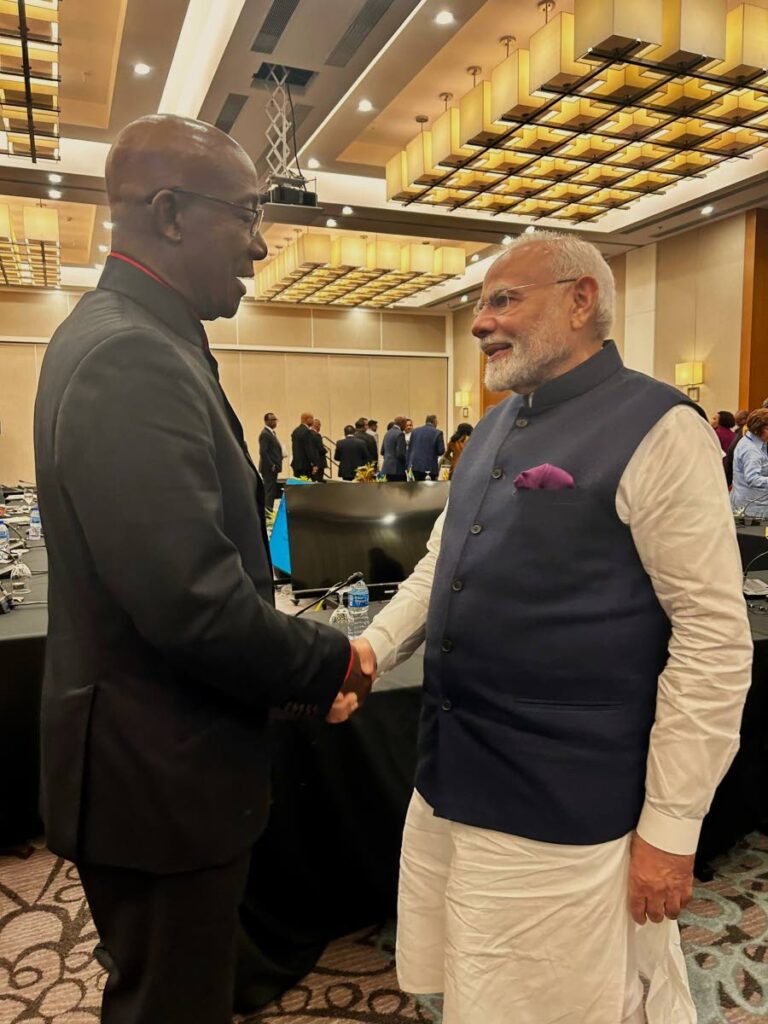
[335,425,369,480]
[381,417,408,481]
[407,414,445,480]
[258,411,283,509]
[33,114,371,1024]
[291,411,318,478]
[354,416,378,468]
[311,418,328,481]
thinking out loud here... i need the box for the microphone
[742,548,768,597]
[733,496,768,524]
[293,571,364,617]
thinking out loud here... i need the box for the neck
[518,336,603,396]
[111,238,201,318]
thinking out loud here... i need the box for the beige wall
[609,254,625,357]
[452,305,481,426]
[0,290,449,481]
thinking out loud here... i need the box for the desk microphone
[293,571,364,617]
[742,549,768,597]
[734,497,768,525]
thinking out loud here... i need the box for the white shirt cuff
[635,802,703,855]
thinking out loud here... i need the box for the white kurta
[362,404,753,1023]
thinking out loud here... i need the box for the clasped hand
[326,638,377,723]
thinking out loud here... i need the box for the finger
[664,897,682,921]
[680,885,694,910]
[645,897,666,925]
[629,895,647,926]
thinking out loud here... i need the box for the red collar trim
[108,252,170,290]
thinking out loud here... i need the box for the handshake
[326,637,377,724]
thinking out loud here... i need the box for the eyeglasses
[473,278,578,317]
[145,187,264,235]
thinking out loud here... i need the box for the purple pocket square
[513,464,575,490]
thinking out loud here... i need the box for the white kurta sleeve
[616,404,753,855]
[361,506,445,675]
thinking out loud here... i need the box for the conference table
[2,550,768,1009]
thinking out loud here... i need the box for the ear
[569,275,599,331]
[148,189,183,244]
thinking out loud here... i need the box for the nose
[249,229,268,262]
[471,308,496,340]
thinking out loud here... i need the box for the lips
[483,341,512,360]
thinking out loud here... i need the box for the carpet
[0,834,766,1023]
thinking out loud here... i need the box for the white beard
[484,312,571,393]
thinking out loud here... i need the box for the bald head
[102,114,266,321]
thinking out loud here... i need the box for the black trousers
[78,851,250,1024]
[385,473,406,482]
[261,468,279,510]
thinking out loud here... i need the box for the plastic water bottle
[346,578,370,639]
[0,519,9,560]
[28,506,42,541]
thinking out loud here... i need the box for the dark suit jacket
[291,423,317,477]
[354,429,378,467]
[258,426,283,478]
[33,257,350,874]
[407,423,446,477]
[334,436,369,480]
[311,430,328,478]
[381,426,407,476]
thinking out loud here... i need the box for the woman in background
[711,410,736,457]
[443,422,473,479]
[731,408,768,517]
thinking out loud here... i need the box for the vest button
[470,523,483,535]
[451,579,464,592]
[491,467,503,479]
[442,699,453,711]
[515,418,529,428]
[441,638,453,653]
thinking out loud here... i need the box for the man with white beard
[349,233,752,1023]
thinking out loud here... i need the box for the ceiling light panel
[385,0,768,224]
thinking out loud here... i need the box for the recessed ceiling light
[48,173,62,184]
[307,157,320,169]
[502,235,513,245]
[701,205,715,216]
[470,253,479,263]
[98,244,109,253]
[357,99,373,113]
[103,220,114,230]
[48,189,62,199]
[326,218,338,227]
[435,11,455,25]
[342,206,354,215]
[134,63,151,76]
[460,294,468,302]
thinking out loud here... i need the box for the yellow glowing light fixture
[712,4,768,79]
[490,48,544,122]
[574,0,662,58]
[529,13,591,94]
[459,80,506,148]
[431,106,476,167]
[674,361,704,387]
[650,0,726,67]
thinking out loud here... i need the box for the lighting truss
[386,1,768,223]
[0,0,61,163]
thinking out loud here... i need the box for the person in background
[381,417,408,481]
[725,409,749,487]
[32,114,371,1024]
[443,422,473,479]
[334,425,369,481]
[710,410,736,457]
[291,411,318,478]
[367,419,380,449]
[404,418,414,449]
[730,408,768,517]
[354,416,378,467]
[310,418,328,481]
[407,414,446,481]
[258,412,283,510]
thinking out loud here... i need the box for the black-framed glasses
[146,187,264,235]
[473,278,579,317]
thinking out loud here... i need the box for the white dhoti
[396,790,696,1024]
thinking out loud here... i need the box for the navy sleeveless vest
[417,342,699,844]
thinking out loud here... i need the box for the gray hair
[494,231,615,339]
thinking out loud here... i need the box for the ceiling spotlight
[525,225,536,234]
[103,220,114,230]
[502,235,513,245]
[342,206,354,215]
[435,10,455,25]
[98,244,109,253]
[701,205,715,216]
[48,173,62,184]
[326,218,338,227]
[470,253,479,263]
[357,99,374,113]
[307,157,320,169]
[134,63,152,76]
[460,294,468,302]
[48,189,62,199]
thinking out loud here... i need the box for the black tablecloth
[737,525,768,571]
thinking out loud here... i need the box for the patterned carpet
[0,835,766,1024]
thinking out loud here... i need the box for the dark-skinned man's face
[266,415,277,429]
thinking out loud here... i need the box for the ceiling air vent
[325,0,391,68]
[251,0,301,54]
[252,63,315,89]
[215,93,248,134]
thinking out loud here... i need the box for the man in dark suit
[311,418,328,481]
[381,416,408,481]
[33,114,371,1024]
[258,411,283,508]
[334,425,369,480]
[291,411,318,478]
[354,416,378,468]
[407,414,446,480]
